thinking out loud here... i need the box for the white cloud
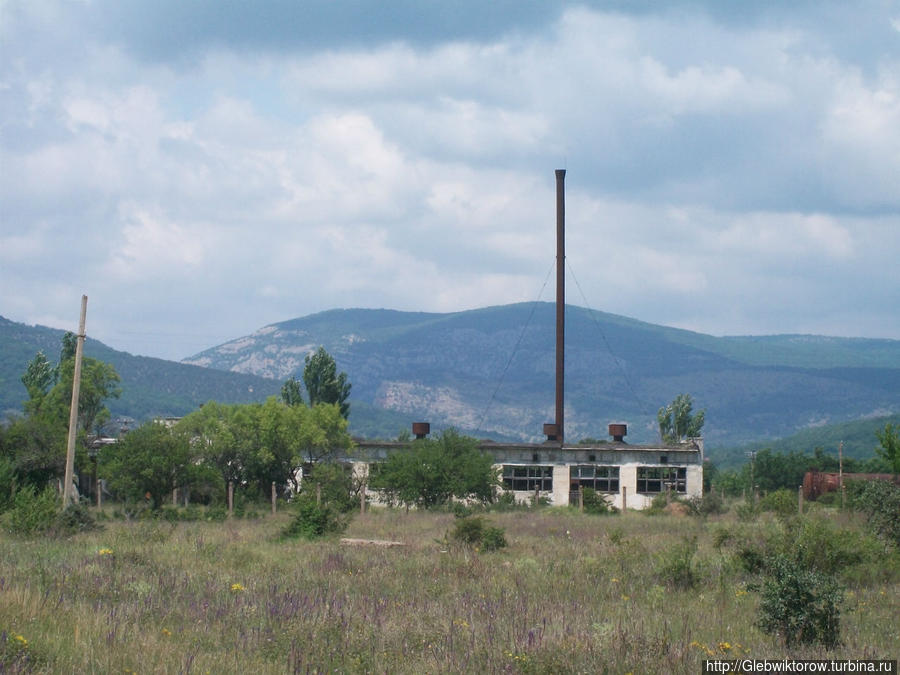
[1,1,898,360]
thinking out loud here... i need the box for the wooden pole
[621,485,627,512]
[579,485,584,512]
[798,485,804,514]
[360,482,366,515]
[316,483,321,506]
[271,482,277,515]
[228,481,234,517]
[838,440,844,510]
[173,488,178,506]
[63,295,88,507]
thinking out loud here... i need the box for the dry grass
[1,506,898,673]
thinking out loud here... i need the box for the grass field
[1,506,898,673]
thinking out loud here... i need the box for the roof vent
[412,422,430,440]
[608,423,627,442]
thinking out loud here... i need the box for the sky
[2,0,899,361]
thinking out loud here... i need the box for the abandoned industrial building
[352,421,704,510]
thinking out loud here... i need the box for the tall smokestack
[555,169,566,444]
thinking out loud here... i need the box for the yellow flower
[161,628,172,637]
[735,589,748,597]
[98,548,114,556]
[230,583,245,593]
[15,634,28,648]
[718,641,732,652]
[621,595,630,601]
[610,578,619,583]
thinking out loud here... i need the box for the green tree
[21,351,55,413]
[658,393,705,444]
[100,421,221,509]
[281,376,305,407]
[303,347,351,419]
[875,423,900,475]
[371,429,499,509]
[8,339,120,491]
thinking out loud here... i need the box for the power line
[475,260,555,434]
[566,260,654,419]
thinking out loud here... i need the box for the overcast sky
[2,1,899,361]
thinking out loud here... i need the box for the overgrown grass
[1,505,897,673]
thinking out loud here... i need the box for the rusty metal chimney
[555,169,566,443]
[412,422,430,440]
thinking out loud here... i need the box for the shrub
[481,526,508,552]
[5,485,58,535]
[282,496,347,540]
[686,491,728,517]
[755,555,842,649]
[53,501,98,535]
[0,457,16,513]
[735,500,759,522]
[581,488,617,515]
[451,515,507,552]
[759,489,797,518]
[657,536,699,589]
[849,479,900,548]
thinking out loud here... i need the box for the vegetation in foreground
[1,503,898,674]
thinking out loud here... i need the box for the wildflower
[718,641,732,652]
[161,628,172,637]
[610,577,619,583]
[735,589,748,597]
[621,595,630,601]
[230,583,245,593]
[15,634,28,648]
[98,548,114,556]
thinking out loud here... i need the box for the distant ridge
[0,315,281,422]
[183,303,900,448]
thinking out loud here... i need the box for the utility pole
[63,295,88,507]
[838,440,844,509]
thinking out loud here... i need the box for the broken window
[502,465,553,491]
[570,465,619,492]
[636,466,687,493]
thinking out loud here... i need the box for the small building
[353,422,703,510]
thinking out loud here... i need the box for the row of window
[501,465,687,494]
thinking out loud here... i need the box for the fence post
[271,482,277,515]
[97,479,102,508]
[621,485,627,512]
[579,485,584,512]
[316,483,321,506]
[798,485,804,514]
[173,488,178,506]
[228,481,234,518]
[360,482,366,515]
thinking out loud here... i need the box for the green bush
[755,555,842,648]
[0,457,16,513]
[451,515,507,551]
[849,479,900,548]
[282,496,347,540]
[53,501,98,535]
[686,491,728,517]
[759,489,797,518]
[735,500,759,522]
[5,485,58,535]
[481,526,508,552]
[581,488,617,515]
[656,536,699,589]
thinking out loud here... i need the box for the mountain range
[183,303,900,448]
[2,305,898,457]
